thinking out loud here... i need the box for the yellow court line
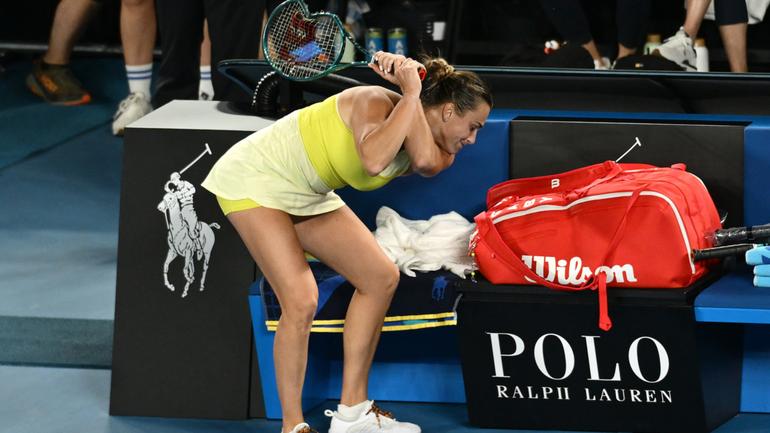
[265,319,343,326]
[265,312,456,328]
[380,320,458,332]
[384,312,456,322]
[266,320,457,333]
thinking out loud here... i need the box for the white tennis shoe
[112,92,153,136]
[654,27,697,71]
[283,422,318,433]
[326,401,421,433]
[593,57,611,70]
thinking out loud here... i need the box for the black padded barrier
[455,276,742,433]
[110,127,264,419]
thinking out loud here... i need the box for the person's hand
[745,245,770,287]
[369,51,423,97]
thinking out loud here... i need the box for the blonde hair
[419,57,493,114]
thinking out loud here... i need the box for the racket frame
[263,0,372,81]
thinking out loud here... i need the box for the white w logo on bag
[521,255,638,286]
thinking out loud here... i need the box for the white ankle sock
[199,65,214,99]
[126,63,152,99]
[336,400,368,421]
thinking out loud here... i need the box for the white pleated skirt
[201,111,345,216]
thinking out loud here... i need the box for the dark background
[453,0,770,71]
[0,0,121,47]
[3,0,770,72]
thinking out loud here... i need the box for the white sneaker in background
[112,92,153,136]
[325,401,421,433]
[593,57,611,70]
[654,27,697,71]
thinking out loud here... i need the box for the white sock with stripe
[126,63,153,99]
[199,65,214,100]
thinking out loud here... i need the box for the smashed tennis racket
[263,0,426,81]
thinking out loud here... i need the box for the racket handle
[692,243,757,261]
[371,57,426,81]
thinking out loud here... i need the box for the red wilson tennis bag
[470,161,722,331]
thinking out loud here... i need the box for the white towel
[373,206,477,278]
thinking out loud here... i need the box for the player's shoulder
[339,86,401,127]
[345,85,399,107]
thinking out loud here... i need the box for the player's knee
[280,296,318,332]
[365,263,400,297]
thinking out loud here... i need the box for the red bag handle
[475,186,646,331]
[487,161,654,209]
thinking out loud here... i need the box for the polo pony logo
[157,143,220,298]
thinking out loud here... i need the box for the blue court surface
[1,57,769,433]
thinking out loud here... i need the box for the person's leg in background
[153,0,204,108]
[682,0,711,39]
[204,0,263,104]
[714,0,748,72]
[198,20,214,100]
[27,0,98,105]
[539,0,608,69]
[112,0,155,135]
[654,0,711,71]
[615,0,650,60]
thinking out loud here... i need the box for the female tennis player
[202,51,492,433]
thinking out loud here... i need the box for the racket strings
[265,0,345,79]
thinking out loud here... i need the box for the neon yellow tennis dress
[202,94,411,216]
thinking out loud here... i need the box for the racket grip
[371,57,426,81]
[692,243,756,261]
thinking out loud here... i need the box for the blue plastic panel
[695,273,770,324]
[744,120,770,226]
[741,325,770,413]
